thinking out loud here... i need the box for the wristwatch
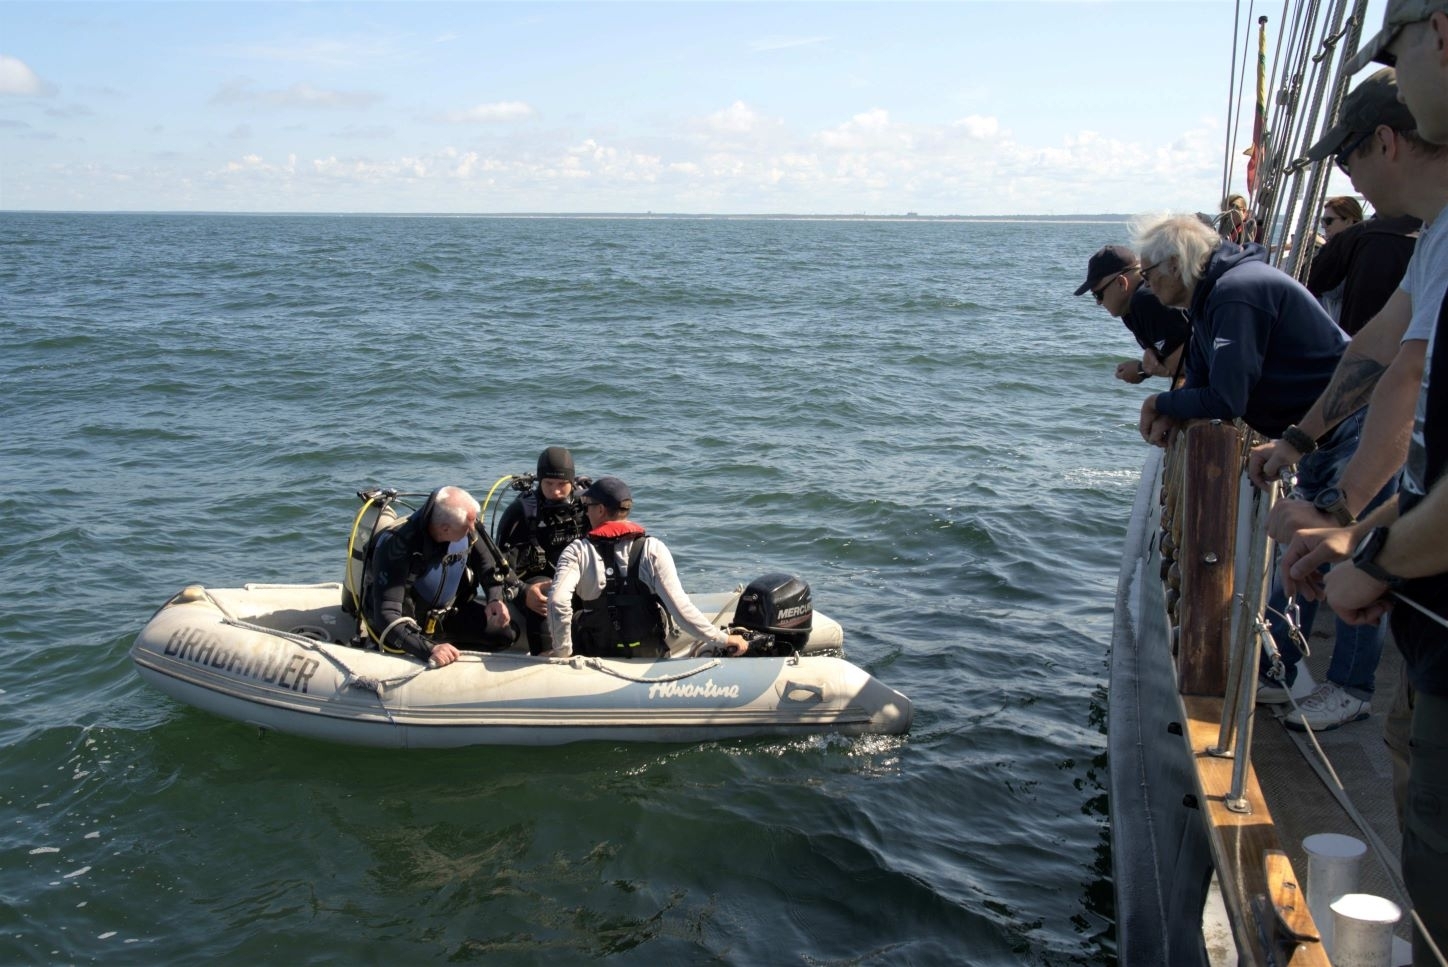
[1312,485,1357,526]
[1282,424,1319,456]
[1351,526,1405,588]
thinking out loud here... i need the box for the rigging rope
[1224,0,1245,203]
[1229,0,1257,200]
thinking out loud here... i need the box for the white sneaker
[1256,665,1315,705]
[1285,682,1370,731]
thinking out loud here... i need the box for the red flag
[1246,16,1267,195]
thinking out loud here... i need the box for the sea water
[0,212,1145,964]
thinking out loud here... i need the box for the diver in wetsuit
[494,447,589,654]
[365,486,520,666]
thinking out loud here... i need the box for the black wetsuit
[366,492,518,661]
[495,488,587,654]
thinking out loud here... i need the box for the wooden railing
[1157,419,1329,966]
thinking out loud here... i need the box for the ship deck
[1245,608,1412,957]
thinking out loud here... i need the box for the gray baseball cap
[1304,68,1418,161]
[1347,0,1448,74]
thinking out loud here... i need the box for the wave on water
[0,211,1138,964]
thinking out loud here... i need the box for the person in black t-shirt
[1074,244,1191,385]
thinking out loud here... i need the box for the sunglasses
[1140,261,1163,283]
[1336,129,1374,175]
[1091,268,1135,304]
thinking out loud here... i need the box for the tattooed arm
[1249,289,1413,488]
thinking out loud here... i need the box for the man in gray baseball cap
[1348,0,1448,144]
[1304,67,1419,162]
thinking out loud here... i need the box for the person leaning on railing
[1280,3,1448,962]
[1245,66,1448,730]
[1072,244,1190,385]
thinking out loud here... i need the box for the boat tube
[129,583,913,747]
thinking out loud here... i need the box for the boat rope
[563,656,723,683]
[1224,0,1246,201]
[1226,471,1424,943]
[1267,599,1448,966]
[1246,605,1439,955]
[1417,912,1448,967]
[1279,691,1421,936]
[1391,590,1448,630]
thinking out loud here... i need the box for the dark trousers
[440,599,520,652]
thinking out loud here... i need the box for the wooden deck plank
[1184,695,1330,965]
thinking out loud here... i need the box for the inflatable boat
[129,583,913,747]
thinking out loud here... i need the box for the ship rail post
[1208,427,1280,812]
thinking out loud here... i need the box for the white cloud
[43,103,94,120]
[0,55,55,96]
[951,115,1000,140]
[817,109,911,151]
[437,101,536,123]
[86,102,1229,215]
[211,79,383,109]
[705,101,764,136]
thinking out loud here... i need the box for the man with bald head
[365,485,520,666]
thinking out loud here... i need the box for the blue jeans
[1264,408,1395,700]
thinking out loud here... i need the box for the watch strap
[1354,557,1404,588]
[1313,490,1357,526]
[1282,424,1319,456]
[1352,526,1404,588]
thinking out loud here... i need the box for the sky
[0,1,1385,215]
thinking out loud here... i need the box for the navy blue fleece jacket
[1154,243,1347,438]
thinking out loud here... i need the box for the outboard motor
[734,573,813,655]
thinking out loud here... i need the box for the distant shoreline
[1,209,1134,223]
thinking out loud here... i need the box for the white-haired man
[1132,214,1347,448]
[366,485,519,667]
[1132,214,1406,734]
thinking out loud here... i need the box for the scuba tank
[341,489,405,617]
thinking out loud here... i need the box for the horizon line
[2,209,1138,222]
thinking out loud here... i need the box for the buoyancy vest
[363,491,484,646]
[571,529,667,659]
[513,490,588,578]
[410,533,471,614]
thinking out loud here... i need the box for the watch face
[1313,486,1344,510]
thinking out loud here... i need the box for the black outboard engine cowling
[735,573,813,653]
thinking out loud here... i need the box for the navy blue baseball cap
[583,476,632,510]
[1075,245,1138,297]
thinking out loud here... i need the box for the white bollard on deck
[1329,893,1402,966]
[1303,832,1367,956]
